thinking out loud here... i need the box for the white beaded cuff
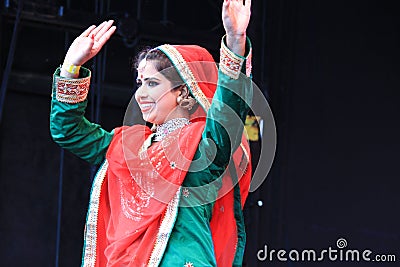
[54,75,90,104]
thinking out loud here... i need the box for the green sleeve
[200,37,253,169]
[49,67,114,165]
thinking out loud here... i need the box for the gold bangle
[62,62,81,75]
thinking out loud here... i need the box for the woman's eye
[148,81,158,87]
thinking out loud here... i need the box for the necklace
[154,118,191,142]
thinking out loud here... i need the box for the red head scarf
[156,44,217,121]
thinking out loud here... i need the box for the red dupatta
[81,44,252,267]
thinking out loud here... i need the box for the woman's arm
[200,0,253,168]
[50,21,117,165]
[50,67,114,165]
[201,38,252,168]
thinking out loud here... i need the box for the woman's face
[135,59,181,124]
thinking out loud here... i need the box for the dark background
[1,0,399,266]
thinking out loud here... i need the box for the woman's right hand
[61,20,116,78]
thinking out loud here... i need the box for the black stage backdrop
[0,1,399,266]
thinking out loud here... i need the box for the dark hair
[134,47,184,89]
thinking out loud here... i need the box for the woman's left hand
[222,0,251,56]
[222,0,251,38]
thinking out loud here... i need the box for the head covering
[82,44,251,267]
[157,44,217,120]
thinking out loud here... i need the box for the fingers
[97,25,117,46]
[226,0,250,6]
[79,25,96,38]
[223,0,251,9]
[89,21,108,40]
[245,0,251,8]
[93,20,114,41]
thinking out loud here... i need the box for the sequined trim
[148,188,181,266]
[220,36,252,79]
[55,74,91,104]
[220,39,244,80]
[81,160,108,267]
[157,45,212,112]
[245,48,252,77]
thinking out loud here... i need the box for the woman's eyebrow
[143,77,161,81]
[137,76,161,83]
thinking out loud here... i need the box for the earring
[178,96,197,111]
[176,96,182,104]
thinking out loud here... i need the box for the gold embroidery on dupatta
[148,188,181,266]
[157,45,212,112]
[82,160,108,267]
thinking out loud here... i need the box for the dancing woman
[50,0,253,266]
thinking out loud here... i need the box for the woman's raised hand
[62,20,116,76]
[222,0,251,56]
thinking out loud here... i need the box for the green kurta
[50,41,252,267]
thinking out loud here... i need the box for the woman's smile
[138,102,155,113]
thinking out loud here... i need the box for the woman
[50,0,253,266]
